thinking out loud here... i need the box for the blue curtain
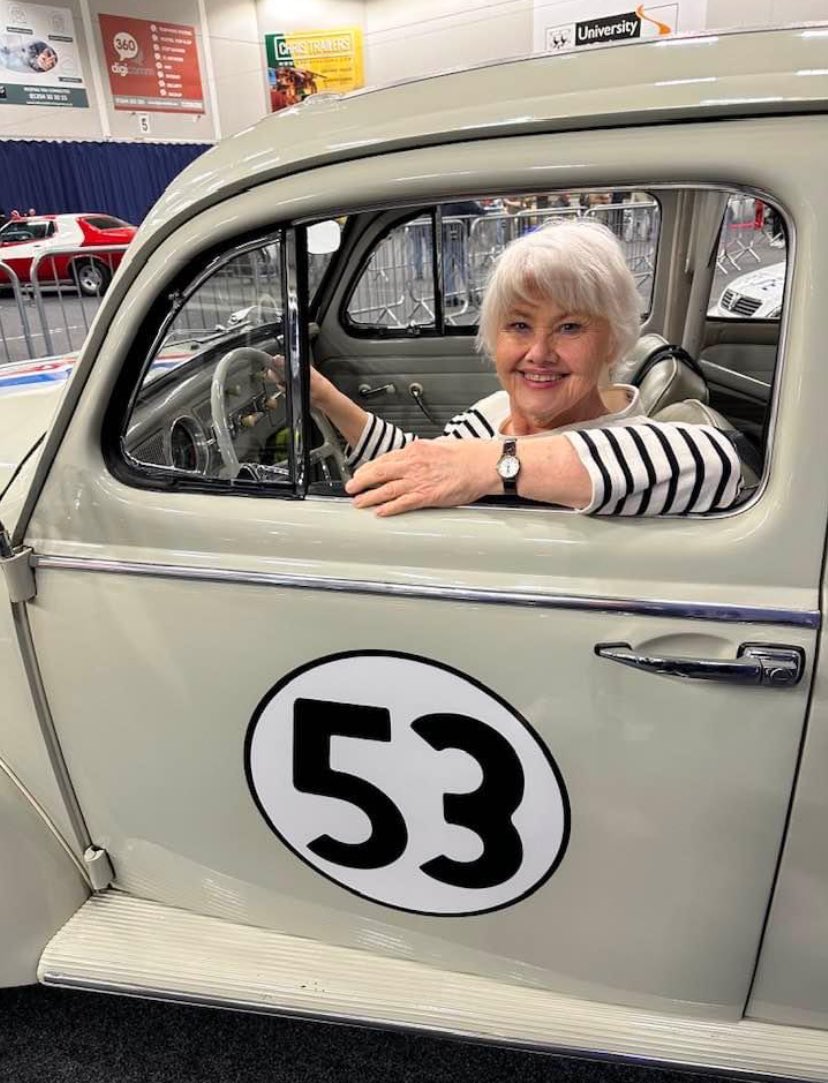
[0,140,210,225]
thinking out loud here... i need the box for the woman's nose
[525,333,554,363]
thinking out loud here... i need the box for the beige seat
[616,333,760,490]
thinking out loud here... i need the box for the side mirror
[307,219,341,256]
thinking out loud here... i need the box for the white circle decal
[245,652,570,915]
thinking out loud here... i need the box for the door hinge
[83,846,115,892]
[0,524,36,603]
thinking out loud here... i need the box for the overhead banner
[533,1,708,53]
[0,1,87,107]
[263,27,363,113]
[99,14,204,113]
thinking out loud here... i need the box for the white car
[712,260,785,319]
[2,25,828,1082]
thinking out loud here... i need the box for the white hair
[476,218,641,365]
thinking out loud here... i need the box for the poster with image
[263,27,363,113]
[0,1,87,107]
[99,13,204,113]
[533,1,708,54]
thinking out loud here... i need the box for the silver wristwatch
[496,438,521,495]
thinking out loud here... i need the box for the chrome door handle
[595,642,804,687]
[358,382,395,398]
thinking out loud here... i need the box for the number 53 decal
[245,652,570,916]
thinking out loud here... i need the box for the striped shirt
[346,386,744,515]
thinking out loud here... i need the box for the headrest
[614,334,709,415]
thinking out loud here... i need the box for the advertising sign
[263,27,363,113]
[99,14,204,113]
[0,2,87,108]
[533,1,708,53]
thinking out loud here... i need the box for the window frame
[102,225,310,501]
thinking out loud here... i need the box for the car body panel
[0,358,75,493]
[0,765,88,986]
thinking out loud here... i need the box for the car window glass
[709,196,786,320]
[347,213,436,331]
[123,237,295,487]
[84,215,129,230]
[345,190,658,335]
[0,221,51,241]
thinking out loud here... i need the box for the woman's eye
[559,322,583,334]
[507,321,530,332]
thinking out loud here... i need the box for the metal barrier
[0,259,36,362]
[30,244,129,355]
[0,244,129,365]
[348,202,661,331]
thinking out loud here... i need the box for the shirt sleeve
[345,407,494,468]
[345,414,415,469]
[563,421,744,515]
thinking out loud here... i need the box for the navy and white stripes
[569,421,741,515]
[346,407,743,515]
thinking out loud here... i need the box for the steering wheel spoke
[210,346,350,482]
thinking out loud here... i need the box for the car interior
[120,185,785,505]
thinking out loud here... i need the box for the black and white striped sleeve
[345,406,493,468]
[345,414,415,469]
[564,421,744,515]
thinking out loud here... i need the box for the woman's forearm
[315,383,371,449]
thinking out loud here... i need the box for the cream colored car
[1,25,827,1080]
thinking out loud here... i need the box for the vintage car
[0,212,136,295]
[2,24,828,1080]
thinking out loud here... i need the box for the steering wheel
[210,347,351,480]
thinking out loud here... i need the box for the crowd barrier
[0,244,128,366]
[0,201,785,366]
[349,202,661,330]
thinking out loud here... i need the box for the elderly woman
[299,219,742,517]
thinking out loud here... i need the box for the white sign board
[533,1,708,54]
[0,1,88,106]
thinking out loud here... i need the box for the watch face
[499,455,520,479]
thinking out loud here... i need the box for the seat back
[614,333,709,415]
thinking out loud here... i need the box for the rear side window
[708,196,786,321]
[84,216,131,230]
[345,189,659,335]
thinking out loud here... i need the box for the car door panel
[320,352,500,437]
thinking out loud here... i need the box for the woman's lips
[518,370,568,388]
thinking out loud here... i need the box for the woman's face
[493,292,615,434]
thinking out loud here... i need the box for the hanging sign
[533,1,708,53]
[263,27,363,113]
[99,14,204,113]
[0,2,88,107]
[246,651,570,915]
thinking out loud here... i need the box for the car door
[18,119,826,1019]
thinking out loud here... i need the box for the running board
[39,892,828,1080]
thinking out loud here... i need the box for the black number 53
[293,697,525,890]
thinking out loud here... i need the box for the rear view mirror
[307,219,341,255]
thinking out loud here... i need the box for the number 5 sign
[245,652,570,916]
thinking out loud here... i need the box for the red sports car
[0,213,136,296]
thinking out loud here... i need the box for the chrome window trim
[33,555,819,629]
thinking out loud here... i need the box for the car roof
[143,25,828,243]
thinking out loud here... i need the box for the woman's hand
[346,439,501,516]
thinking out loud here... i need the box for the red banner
[99,14,204,113]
